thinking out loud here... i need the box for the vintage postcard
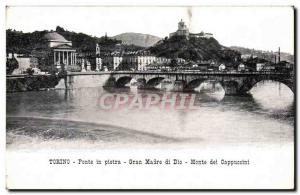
[5,6,295,190]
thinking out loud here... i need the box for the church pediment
[53,44,73,49]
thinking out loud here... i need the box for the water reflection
[6,80,294,148]
[195,81,225,102]
[250,80,294,112]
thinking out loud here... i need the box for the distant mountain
[113,32,161,47]
[148,35,240,63]
[230,46,294,63]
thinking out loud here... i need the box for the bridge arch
[146,77,165,88]
[185,79,207,90]
[100,72,294,95]
[104,77,116,87]
[185,79,227,94]
[116,76,132,87]
[239,78,294,94]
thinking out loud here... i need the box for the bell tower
[96,43,100,56]
[178,19,187,30]
[95,43,102,71]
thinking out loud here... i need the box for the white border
[1,0,299,194]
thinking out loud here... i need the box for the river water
[6,81,294,150]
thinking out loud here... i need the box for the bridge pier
[222,81,239,96]
[222,82,250,96]
[173,80,186,91]
[104,77,116,87]
[136,78,146,89]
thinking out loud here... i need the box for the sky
[5,6,294,54]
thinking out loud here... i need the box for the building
[169,19,213,40]
[135,55,157,71]
[101,51,170,71]
[156,57,171,64]
[7,53,39,75]
[261,64,275,72]
[190,31,213,39]
[169,19,190,39]
[275,61,293,72]
[119,54,157,71]
[121,55,136,70]
[219,64,226,71]
[102,55,123,70]
[238,63,246,72]
[32,32,78,72]
[256,63,265,71]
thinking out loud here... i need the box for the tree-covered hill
[6,26,144,55]
[148,35,241,63]
[6,29,48,54]
[230,46,294,64]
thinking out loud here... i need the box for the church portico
[33,32,80,72]
[53,49,77,70]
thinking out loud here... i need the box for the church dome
[43,32,68,42]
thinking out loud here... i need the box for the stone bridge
[65,71,295,96]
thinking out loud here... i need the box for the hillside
[148,35,240,63]
[6,26,144,55]
[113,32,161,47]
[6,29,49,54]
[230,46,294,63]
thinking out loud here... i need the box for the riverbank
[6,74,61,92]
[6,116,181,150]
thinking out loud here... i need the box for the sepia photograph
[5,5,295,190]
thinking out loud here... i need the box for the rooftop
[43,32,69,42]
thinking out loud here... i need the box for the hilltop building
[169,19,213,40]
[190,31,213,39]
[169,19,190,38]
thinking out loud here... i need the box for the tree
[170,58,178,69]
[56,26,65,33]
[6,56,18,75]
[26,68,34,75]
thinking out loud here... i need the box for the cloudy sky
[6,6,294,54]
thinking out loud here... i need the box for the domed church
[33,32,78,71]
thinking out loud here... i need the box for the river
[6,80,294,150]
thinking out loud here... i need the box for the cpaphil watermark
[98,93,199,110]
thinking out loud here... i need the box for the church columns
[53,50,77,69]
[67,52,69,66]
[58,51,61,64]
[54,51,56,65]
[71,53,74,65]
